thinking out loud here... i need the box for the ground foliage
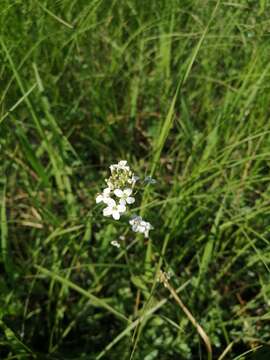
[1,0,270,359]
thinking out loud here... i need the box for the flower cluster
[129,215,153,238]
[96,160,154,244]
[96,161,136,220]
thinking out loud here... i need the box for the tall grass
[1,1,270,359]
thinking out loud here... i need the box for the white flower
[111,240,120,248]
[118,160,130,170]
[140,221,153,238]
[114,188,135,206]
[110,160,130,172]
[128,175,140,185]
[129,215,153,238]
[129,215,143,231]
[103,198,126,220]
[96,187,112,204]
[144,176,157,184]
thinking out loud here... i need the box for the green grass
[1,0,270,359]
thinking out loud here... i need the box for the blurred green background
[1,0,270,359]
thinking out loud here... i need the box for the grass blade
[35,265,129,323]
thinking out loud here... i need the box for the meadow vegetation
[1,0,270,359]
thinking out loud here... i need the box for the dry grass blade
[159,271,212,360]
[96,280,191,359]
[217,342,234,360]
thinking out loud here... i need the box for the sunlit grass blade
[0,319,35,357]
[0,182,13,278]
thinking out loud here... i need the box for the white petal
[103,207,112,216]
[130,215,141,224]
[124,188,132,196]
[119,198,126,206]
[128,175,139,184]
[103,197,113,205]
[138,225,146,233]
[126,197,135,204]
[103,188,111,195]
[117,204,126,213]
[112,211,120,220]
[106,198,115,206]
[132,225,139,232]
[144,230,149,238]
[119,160,127,166]
[114,189,123,197]
[145,176,157,184]
[111,240,120,248]
[96,194,103,203]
